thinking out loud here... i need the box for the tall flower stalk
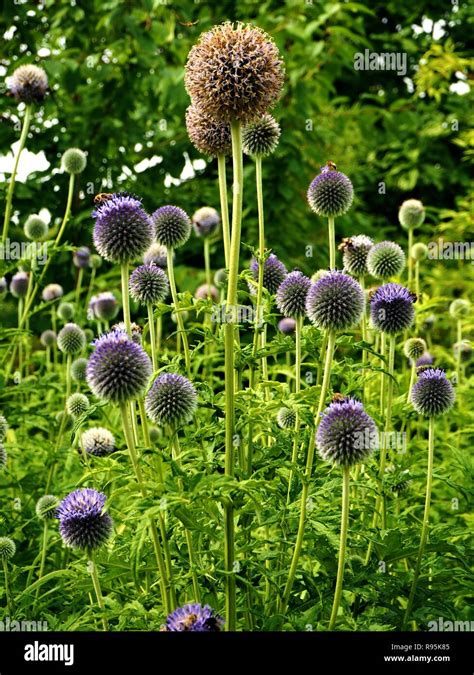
[2,105,32,243]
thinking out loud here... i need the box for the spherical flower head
[415,352,434,368]
[10,271,29,298]
[185,22,284,124]
[165,603,224,632]
[57,302,75,321]
[93,194,154,263]
[70,358,88,382]
[449,298,470,320]
[145,373,197,427]
[152,205,191,249]
[40,329,56,347]
[57,323,85,355]
[370,283,415,335]
[276,270,311,318]
[0,537,16,560]
[453,340,472,363]
[144,243,168,268]
[93,292,119,321]
[0,443,7,469]
[0,415,8,441]
[36,495,59,520]
[87,331,151,403]
[340,235,373,277]
[185,104,232,157]
[0,277,7,296]
[404,337,427,361]
[306,270,365,332]
[42,283,63,302]
[250,253,287,294]
[24,214,48,241]
[192,206,220,238]
[317,397,377,467]
[411,242,428,261]
[367,241,406,279]
[278,317,296,335]
[66,393,89,418]
[82,427,115,457]
[242,114,280,157]
[149,426,160,443]
[57,488,113,551]
[411,368,455,417]
[90,254,102,270]
[307,165,353,217]
[129,264,169,305]
[214,268,227,287]
[399,199,425,230]
[9,64,48,103]
[112,321,142,345]
[73,246,91,269]
[195,284,219,302]
[62,148,87,175]
[277,407,296,429]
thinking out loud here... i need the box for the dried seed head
[185,104,231,157]
[9,64,48,103]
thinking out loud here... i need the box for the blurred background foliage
[0,0,472,310]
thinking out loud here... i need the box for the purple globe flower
[42,283,63,302]
[278,317,296,335]
[370,283,415,335]
[152,205,191,249]
[129,264,169,305]
[144,243,168,268]
[415,352,434,368]
[73,246,91,269]
[411,368,455,417]
[192,207,220,238]
[276,270,311,318]
[86,331,152,403]
[93,194,154,263]
[9,64,48,103]
[165,603,224,632]
[317,397,377,467]
[145,373,197,427]
[340,235,373,277]
[57,488,113,551]
[93,292,119,321]
[306,270,365,332]
[250,253,287,295]
[307,164,353,217]
[10,271,29,298]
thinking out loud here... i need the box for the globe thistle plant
[250,253,287,295]
[58,488,112,551]
[195,283,219,302]
[93,292,119,323]
[0,415,8,441]
[367,241,406,280]
[145,373,197,428]
[152,205,191,250]
[370,283,415,335]
[24,214,48,241]
[399,199,425,230]
[144,243,168,268]
[449,298,470,320]
[66,393,89,418]
[277,407,296,430]
[276,271,311,318]
[278,317,296,335]
[36,495,59,520]
[82,428,115,457]
[415,352,434,368]
[192,207,220,238]
[453,340,472,363]
[71,357,88,382]
[40,329,56,347]
[165,603,224,632]
[73,246,91,269]
[9,64,48,103]
[57,302,75,322]
[242,114,281,157]
[10,271,29,298]
[404,368,455,628]
[42,283,63,302]
[0,536,16,614]
[61,148,87,175]
[306,271,365,332]
[340,235,373,278]
[316,397,377,629]
[129,264,169,305]
[404,337,427,402]
[57,323,85,355]
[185,22,284,125]
[185,104,232,157]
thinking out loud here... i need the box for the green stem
[54,173,75,246]
[415,260,420,299]
[167,247,191,374]
[407,227,414,286]
[359,276,367,401]
[223,120,243,632]
[328,216,336,269]
[402,416,435,629]
[2,104,32,243]
[280,330,336,613]
[75,267,84,308]
[456,319,462,386]
[88,553,109,631]
[204,238,212,298]
[328,465,350,630]
[18,298,23,379]
[85,267,96,311]
[120,262,131,337]
[147,304,158,373]
[66,353,72,401]
[2,558,13,616]
[407,363,416,403]
[286,315,303,503]
[120,402,170,613]
[217,153,230,270]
